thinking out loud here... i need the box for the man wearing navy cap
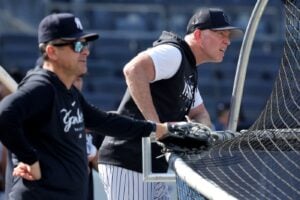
[98,8,243,200]
[0,13,170,200]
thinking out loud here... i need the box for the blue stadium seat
[89,77,126,95]
[92,47,134,65]
[83,92,121,111]
[87,59,120,78]
[0,33,38,71]
[198,80,219,98]
[88,10,115,30]
[115,13,147,31]
[242,96,267,123]
[135,37,156,51]
[216,79,234,99]
[198,65,214,78]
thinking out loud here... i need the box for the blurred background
[0,0,284,131]
[0,0,285,199]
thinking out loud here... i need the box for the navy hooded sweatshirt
[0,68,154,200]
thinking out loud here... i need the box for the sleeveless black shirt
[99,31,198,172]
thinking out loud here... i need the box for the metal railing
[141,0,269,184]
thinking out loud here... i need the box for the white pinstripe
[98,164,170,200]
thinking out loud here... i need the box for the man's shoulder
[21,69,59,87]
[154,31,183,46]
[17,69,57,96]
[150,44,181,56]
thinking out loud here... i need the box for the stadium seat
[88,77,127,95]
[88,10,115,30]
[87,59,120,78]
[115,13,147,31]
[83,92,121,111]
[0,33,38,72]
[242,96,267,122]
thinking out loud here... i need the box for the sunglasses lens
[74,41,88,53]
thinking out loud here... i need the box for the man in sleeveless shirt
[99,8,243,200]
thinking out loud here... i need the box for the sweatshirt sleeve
[0,82,54,165]
[80,94,155,139]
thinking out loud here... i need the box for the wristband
[147,120,157,137]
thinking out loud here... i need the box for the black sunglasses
[51,41,89,53]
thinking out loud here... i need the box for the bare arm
[123,51,160,122]
[188,103,212,128]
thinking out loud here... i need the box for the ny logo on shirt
[179,75,196,112]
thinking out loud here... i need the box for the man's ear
[45,45,57,60]
[193,29,202,40]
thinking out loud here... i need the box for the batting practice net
[169,0,300,199]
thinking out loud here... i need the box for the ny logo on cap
[74,17,83,30]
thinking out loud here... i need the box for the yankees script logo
[60,107,84,132]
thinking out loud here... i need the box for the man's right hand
[13,161,41,181]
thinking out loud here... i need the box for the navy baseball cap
[38,13,99,44]
[186,8,243,38]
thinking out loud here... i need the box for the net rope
[171,1,300,199]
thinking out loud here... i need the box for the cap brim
[211,26,244,39]
[61,32,99,41]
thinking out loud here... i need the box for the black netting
[251,0,300,130]
[176,177,207,200]
[173,1,300,199]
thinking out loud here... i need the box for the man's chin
[215,56,224,62]
[80,67,88,76]
[210,59,223,63]
[79,72,87,77]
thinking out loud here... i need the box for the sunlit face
[50,39,90,78]
[199,29,231,62]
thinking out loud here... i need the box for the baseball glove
[156,122,214,154]
[210,130,241,143]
